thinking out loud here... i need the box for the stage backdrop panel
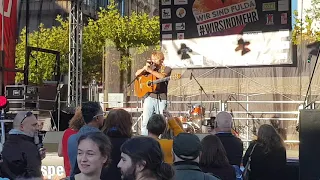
[160,0,293,68]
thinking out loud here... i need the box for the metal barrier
[99,99,307,145]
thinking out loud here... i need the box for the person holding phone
[146,110,184,164]
[1,111,44,179]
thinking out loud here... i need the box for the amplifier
[7,100,39,111]
[5,85,39,101]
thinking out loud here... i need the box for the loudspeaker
[51,107,76,131]
[299,109,320,180]
[43,131,64,153]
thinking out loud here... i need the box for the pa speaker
[299,109,320,180]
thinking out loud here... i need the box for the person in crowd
[1,111,45,179]
[243,124,287,180]
[118,136,174,180]
[147,111,183,164]
[173,133,220,180]
[58,107,85,177]
[101,109,133,180]
[213,111,243,167]
[68,102,105,176]
[200,135,236,180]
[68,132,111,180]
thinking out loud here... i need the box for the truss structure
[68,0,83,107]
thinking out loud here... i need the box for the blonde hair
[151,51,165,61]
[69,107,85,130]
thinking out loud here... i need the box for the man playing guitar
[135,51,172,135]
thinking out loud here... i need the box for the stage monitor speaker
[299,109,320,180]
[43,131,64,153]
[52,107,76,131]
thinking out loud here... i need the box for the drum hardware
[189,71,209,130]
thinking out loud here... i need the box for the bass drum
[190,104,205,120]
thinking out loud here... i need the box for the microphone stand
[229,94,254,135]
[127,75,139,88]
[303,45,320,108]
[190,72,209,131]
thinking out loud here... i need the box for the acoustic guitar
[134,74,181,98]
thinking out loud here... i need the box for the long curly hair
[257,124,285,153]
[69,107,85,130]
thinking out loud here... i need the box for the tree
[15,17,69,84]
[292,0,320,44]
[15,1,160,85]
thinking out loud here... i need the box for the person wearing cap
[1,111,43,179]
[213,111,243,167]
[67,102,105,176]
[173,133,220,180]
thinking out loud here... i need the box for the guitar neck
[152,76,171,84]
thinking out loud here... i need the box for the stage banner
[0,0,17,85]
[160,0,293,68]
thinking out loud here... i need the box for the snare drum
[190,104,205,118]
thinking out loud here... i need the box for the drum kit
[176,104,206,134]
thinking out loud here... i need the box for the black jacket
[174,161,221,180]
[1,134,42,179]
[243,141,287,180]
[201,164,236,180]
[101,130,130,180]
[216,133,243,166]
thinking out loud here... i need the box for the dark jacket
[1,134,42,179]
[174,161,221,180]
[216,132,243,166]
[201,164,236,180]
[243,141,287,180]
[101,129,130,180]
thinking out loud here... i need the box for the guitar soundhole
[147,81,152,86]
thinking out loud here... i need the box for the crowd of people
[0,101,288,180]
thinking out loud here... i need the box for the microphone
[190,72,193,80]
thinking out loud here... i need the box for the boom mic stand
[190,72,209,131]
[303,44,320,109]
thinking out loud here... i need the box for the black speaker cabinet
[299,109,320,180]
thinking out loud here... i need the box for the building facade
[124,0,159,17]
[18,0,159,35]
[18,0,109,35]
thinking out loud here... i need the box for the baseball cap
[173,133,202,160]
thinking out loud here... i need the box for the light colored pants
[141,96,167,136]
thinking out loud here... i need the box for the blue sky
[292,0,298,26]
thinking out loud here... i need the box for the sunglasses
[93,112,107,119]
[21,111,33,124]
